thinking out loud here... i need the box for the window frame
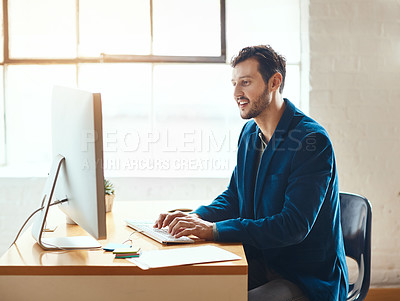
[0,0,226,167]
[0,0,307,175]
[1,0,227,65]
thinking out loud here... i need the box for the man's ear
[269,72,282,92]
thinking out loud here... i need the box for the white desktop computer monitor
[32,86,107,250]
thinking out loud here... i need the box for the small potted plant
[104,178,115,212]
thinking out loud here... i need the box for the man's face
[231,58,271,120]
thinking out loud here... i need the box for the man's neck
[254,94,285,143]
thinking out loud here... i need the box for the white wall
[0,178,45,256]
[309,0,400,286]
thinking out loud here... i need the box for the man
[154,45,349,301]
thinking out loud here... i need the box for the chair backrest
[340,192,372,301]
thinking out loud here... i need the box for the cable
[9,199,68,248]
[121,230,143,246]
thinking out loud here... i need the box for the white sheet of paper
[127,245,241,270]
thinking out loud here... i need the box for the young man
[154,45,349,301]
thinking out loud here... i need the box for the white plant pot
[105,194,115,213]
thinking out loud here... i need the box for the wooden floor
[365,288,400,301]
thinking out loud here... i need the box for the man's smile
[237,96,249,107]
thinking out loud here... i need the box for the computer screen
[32,86,107,250]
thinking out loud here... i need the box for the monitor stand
[31,155,101,251]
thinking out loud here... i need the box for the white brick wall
[309,0,400,286]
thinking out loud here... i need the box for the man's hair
[230,45,286,93]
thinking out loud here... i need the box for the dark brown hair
[231,45,286,93]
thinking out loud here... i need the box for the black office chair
[339,192,372,301]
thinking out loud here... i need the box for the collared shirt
[258,132,268,150]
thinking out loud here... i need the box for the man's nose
[233,86,243,100]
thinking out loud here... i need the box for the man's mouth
[237,97,249,107]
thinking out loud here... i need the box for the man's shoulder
[290,106,330,141]
[237,120,258,141]
[294,115,328,135]
[242,120,258,133]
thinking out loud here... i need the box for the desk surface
[0,200,248,276]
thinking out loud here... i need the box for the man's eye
[242,81,250,86]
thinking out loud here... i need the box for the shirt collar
[258,132,268,150]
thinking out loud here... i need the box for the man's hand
[154,211,214,240]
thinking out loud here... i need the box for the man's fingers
[155,212,213,240]
[162,211,189,228]
[169,219,195,236]
[174,224,212,240]
[174,227,196,238]
[168,215,197,233]
[154,213,167,228]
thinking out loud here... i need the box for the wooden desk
[0,201,248,301]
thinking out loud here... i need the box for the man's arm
[214,132,335,249]
[192,167,240,222]
[192,122,251,222]
[153,168,240,240]
[153,123,249,240]
[153,210,214,240]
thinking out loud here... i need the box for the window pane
[284,65,300,108]
[226,0,300,63]
[0,4,3,62]
[77,63,153,177]
[8,0,76,58]
[0,67,4,165]
[78,63,152,118]
[79,0,151,57]
[1,0,303,179]
[154,64,233,115]
[153,0,221,56]
[152,63,245,177]
[5,65,77,168]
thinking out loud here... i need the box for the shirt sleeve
[212,223,220,241]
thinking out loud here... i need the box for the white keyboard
[125,220,194,244]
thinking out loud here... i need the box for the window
[0,0,304,177]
